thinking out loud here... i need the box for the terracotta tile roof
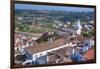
[48,46,80,58]
[72,35,86,42]
[49,48,66,58]
[62,57,72,63]
[48,55,59,63]
[26,38,70,54]
[15,32,87,54]
[47,48,73,63]
[83,48,95,60]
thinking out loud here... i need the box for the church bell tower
[76,19,82,35]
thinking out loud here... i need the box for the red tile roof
[83,48,95,60]
[26,38,68,54]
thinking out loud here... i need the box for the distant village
[14,10,95,65]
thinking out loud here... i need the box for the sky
[15,4,94,12]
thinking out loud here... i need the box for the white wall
[0,0,100,69]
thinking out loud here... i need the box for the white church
[75,19,82,35]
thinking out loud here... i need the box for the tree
[81,31,94,37]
